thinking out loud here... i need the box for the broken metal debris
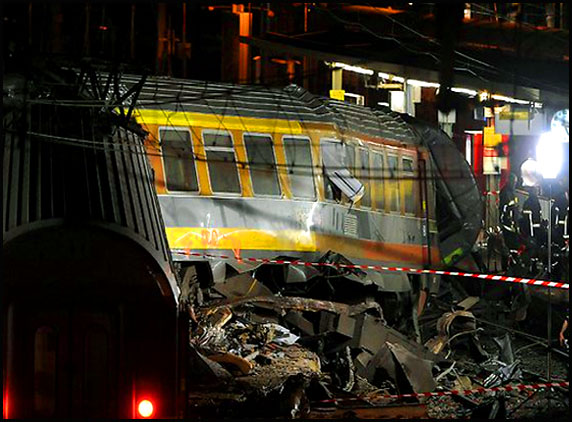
[387,342,437,393]
[186,282,439,417]
[482,360,523,388]
[424,309,488,362]
[182,258,569,419]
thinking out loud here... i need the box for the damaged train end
[3,70,183,419]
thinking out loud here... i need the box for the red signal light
[137,399,154,418]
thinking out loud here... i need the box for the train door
[5,302,125,418]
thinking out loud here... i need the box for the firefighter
[520,185,543,244]
[560,312,569,349]
[499,173,520,270]
[552,179,569,246]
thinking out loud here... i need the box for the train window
[160,129,198,192]
[387,154,400,212]
[372,151,384,211]
[321,140,342,201]
[359,148,371,208]
[321,139,364,203]
[283,136,316,200]
[202,131,241,194]
[244,134,281,196]
[403,158,415,173]
[402,157,416,214]
[34,327,57,416]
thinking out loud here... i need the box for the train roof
[117,74,419,144]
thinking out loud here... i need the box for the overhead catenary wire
[4,51,543,187]
[348,2,567,93]
[13,129,482,182]
[469,3,568,44]
[318,3,504,80]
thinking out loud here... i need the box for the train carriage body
[122,77,475,292]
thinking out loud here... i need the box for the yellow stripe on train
[166,227,441,265]
[166,227,317,252]
[132,109,304,134]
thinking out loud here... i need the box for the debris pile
[184,259,439,418]
[182,260,569,419]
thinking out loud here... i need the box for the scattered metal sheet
[209,295,383,317]
[366,344,398,385]
[425,310,479,355]
[213,273,273,299]
[284,311,315,336]
[492,333,515,365]
[356,315,387,354]
[209,259,227,284]
[207,352,256,375]
[366,270,412,292]
[387,342,437,393]
[262,323,299,346]
[226,259,263,274]
[483,360,522,388]
[353,314,438,362]
[452,375,474,391]
[336,314,356,338]
[457,296,480,311]
[285,264,321,284]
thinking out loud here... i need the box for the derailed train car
[120,75,483,310]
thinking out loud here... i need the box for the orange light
[137,399,154,418]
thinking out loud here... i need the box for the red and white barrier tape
[172,249,569,290]
[316,381,569,403]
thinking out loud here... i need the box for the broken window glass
[283,136,316,200]
[321,139,364,203]
[160,129,198,192]
[203,131,241,194]
[244,134,281,196]
[321,140,343,201]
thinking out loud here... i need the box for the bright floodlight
[520,158,540,187]
[536,131,563,179]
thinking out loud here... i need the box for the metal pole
[547,182,552,383]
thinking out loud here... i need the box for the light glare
[536,131,563,179]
